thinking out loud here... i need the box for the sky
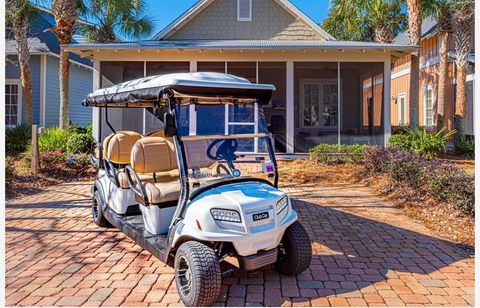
[143,0,332,38]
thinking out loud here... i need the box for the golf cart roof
[83,72,276,107]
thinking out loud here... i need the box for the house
[390,15,475,135]
[5,5,93,128]
[65,0,415,153]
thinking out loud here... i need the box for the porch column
[189,61,197,135]
[383,59,392,145]
[92,60,101,141]
[286,60,294,153]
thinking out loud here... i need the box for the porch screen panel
[293,62,339,152]
[226,62,256,83]
[100,61,144,136]
[197,62,226,73]
[258,62,287,152]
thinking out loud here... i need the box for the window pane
[322,84,338,127]
[11,85,18,94]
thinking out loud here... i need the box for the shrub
[6,124,31,155]
[388,127,455,159]
[455,136,474,158]
[66,130,94,153]
[38,127,71,152]
[363,147,474,216]
[309,144,368,165]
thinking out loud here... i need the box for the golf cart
[85,72,312,306]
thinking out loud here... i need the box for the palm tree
[453,0,474,137]
[80,0,153,43]
[322,0,406,43]
[423,0,454,130]
[5,0,38,125]
[50,0,79,128]
[406,0,422,129]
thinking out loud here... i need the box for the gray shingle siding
[168,0,325,40]
[44,56,92,127]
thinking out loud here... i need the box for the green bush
[388,127,455,159]
[363,147,474,217]
[309,144,368,165]
[38,127,71,152]
[66,124,94,153]
[455,137,474,158]
[6,124,31,155]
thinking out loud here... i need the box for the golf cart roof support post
[266,134,279,188]
[105,107,116,134]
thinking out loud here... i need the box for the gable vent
[237,0,252,21]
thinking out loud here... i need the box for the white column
[189,61,197,136]
[286,60,294,153]
[143,61,147,134]
[39,55,47,127]
[383,59,392,145]
[92,60,101,140]
[337,62,341,146]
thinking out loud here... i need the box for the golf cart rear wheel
[276,221,312,275]
[174,241,221,307]
[92,191,112,228]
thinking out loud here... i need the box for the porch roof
[65,39,416,52]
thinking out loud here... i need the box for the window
[397,93,407,125]
[237,0,252,21]
[423,85,434,127]
[5,82,21,127]
[301,80,338,128]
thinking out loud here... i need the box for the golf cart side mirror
[164,113,177,137]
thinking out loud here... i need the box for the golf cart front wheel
[174,241,222,307]
[92,191,112,228]
[276,221,312,275]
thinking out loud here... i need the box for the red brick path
[6,182,474,306]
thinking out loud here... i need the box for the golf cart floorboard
[103,205,169,262]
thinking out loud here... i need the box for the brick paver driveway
[6,181,474,307]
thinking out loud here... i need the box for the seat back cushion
[146,130,165,138]
[131,137,177,174]
[105,131,143,164]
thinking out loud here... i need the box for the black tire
[174,241,222,307]
[92,190,112,228]
[276,221,312,275]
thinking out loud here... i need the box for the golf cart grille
[238,248,278,271]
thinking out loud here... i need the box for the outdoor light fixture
[210,209,242,223]
[276,196,289,214]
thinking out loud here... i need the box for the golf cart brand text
[253,212,269,221]
[190,172,213,179]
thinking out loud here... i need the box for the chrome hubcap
[176,256,192,297]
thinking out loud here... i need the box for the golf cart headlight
[210,209,242,223]
[276,196,289,214]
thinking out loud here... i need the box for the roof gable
[153,0,335,41]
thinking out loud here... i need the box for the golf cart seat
[145,130,165,138]
[126,137,180,206]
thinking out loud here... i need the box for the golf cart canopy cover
[82,72,276,107]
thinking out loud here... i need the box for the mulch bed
[278,160,474,248]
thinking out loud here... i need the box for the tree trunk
[14,19,33,125]
[455,65,467,137]
[59,48,70,128]
[406,0,421,129]
[437,31,448,130]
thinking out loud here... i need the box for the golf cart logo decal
[252,212,269,221]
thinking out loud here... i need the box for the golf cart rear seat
[103,131,176,189]
[126,137,180,206]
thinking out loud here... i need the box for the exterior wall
[5,55,42,124]
[44,55,92,127]
[168,0,325,40]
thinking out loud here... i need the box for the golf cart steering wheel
[207,139,239,174]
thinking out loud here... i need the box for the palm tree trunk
[455,65,467,136]
[13,19,33,125]
[406,0,421,129]
[59,49,70,128]
[437,32,448,130]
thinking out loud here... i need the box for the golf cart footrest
[239,248,278,271]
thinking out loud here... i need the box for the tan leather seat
[130,137,180,205]
[145,130,165,138]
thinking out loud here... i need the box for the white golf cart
[85,72,312,306]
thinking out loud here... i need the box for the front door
[300,79,338,129]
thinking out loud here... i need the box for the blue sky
[144,0,332,37]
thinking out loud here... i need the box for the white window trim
[397,92,407,125]
[423,84,434,128]
[299,78,340,129]
[5,78,23,127]
[237,0,252,21]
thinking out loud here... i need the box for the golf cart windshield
[175,102,277,188]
